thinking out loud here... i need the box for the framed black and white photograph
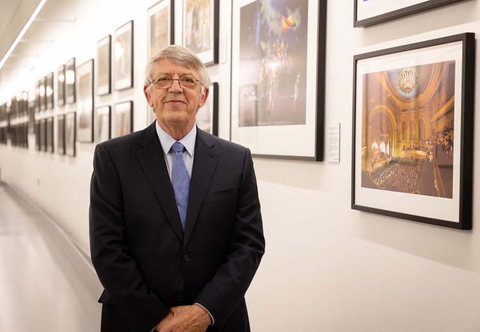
[40,119,46,151]
[46,72,54,110]
[76,59,94,143]
[65,112,76,157]
[65,58,76,104]
[35,121,41,151]
[35,81,41,113]
[112,101,133,138]
[196,82,218,135]
[352,33,475,229]
[57,115,65,155]
[148,0,174,59]
[183,0,219,66]
[40,77,46,112]
[114,20,134,90]
[57,65,66,106]
[354,0,464,27]
[97,35,112,96]
[96,106,111,143]
[46,117,54,153]
[231,0,327,160]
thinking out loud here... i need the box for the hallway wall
[1,0,480,331]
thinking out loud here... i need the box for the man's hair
[144,45,210,94]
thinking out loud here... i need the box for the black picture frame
[182,0,219,66]
[231,0,327,160]
[95,105,111,143]
[40,77,46,112]
[351,33,475,229]
[40,119,46,151]
[46,117,54,153]
[57,65,66,106]
[76,59,95,143]
[147,0,175,59]
[66,58,76,104]
[197,82,218,136]
[46,72,54,110]
[97,35,112,96]
[65,112,76,157]
[354,0,465,27]
[112,101,133,138]
[57,115,65,155]
[114,20,134,91]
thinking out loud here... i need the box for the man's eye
[182,77,195,84]
[157,77,170,82]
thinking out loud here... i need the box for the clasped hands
[155,305,211,332]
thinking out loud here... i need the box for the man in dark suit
[89,45,265,332]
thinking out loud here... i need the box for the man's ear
[197,87,209,109]
[144,85,153,107]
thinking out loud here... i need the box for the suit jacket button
[183,254,190,262]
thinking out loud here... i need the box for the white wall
[1,0,480,331]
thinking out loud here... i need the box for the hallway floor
[0,182,102,331]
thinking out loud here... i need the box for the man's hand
[156,305,211,332]
[155,311,175,331]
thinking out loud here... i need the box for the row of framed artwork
[35,100,135,157]
[354,0,464,27]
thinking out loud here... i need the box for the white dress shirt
[155,121,196,180]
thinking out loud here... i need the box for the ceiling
[0,0,83,103]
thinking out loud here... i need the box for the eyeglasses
[150,76,204,90]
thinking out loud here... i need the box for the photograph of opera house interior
[361,61,455,198]
[2,0,480,332]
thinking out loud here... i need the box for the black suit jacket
[89,123,265,332]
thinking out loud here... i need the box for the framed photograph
[77,59,94,143]
[196,82,218,135]
[57,115,65,155]
[114,20,134,90]
[112,101,133,138]
[46,72,54,110]
[354,0,464,27]
[148,0,174,59]
[66,58,76,104]
[231,0,327,160]
[57,65,66,106]
[35,81,41,113]
[35,121,41,151]
[96,106,111,143]
[65,112,76,157]
[182,0,219,66]
[46,117,54,153]
[352,33,475,229]
[40,119,46,151]
[40,77,46,112]
[97,35,112,95]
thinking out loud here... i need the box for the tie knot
[171,142,185,154]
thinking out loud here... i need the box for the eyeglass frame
[149,76,205,90]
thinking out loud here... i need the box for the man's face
[144,59,208,131]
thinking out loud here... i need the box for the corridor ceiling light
[0,0,48,71]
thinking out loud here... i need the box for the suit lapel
[183,129,219,248]
[134,123,184,242]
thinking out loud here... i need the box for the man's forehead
[153,60,198,76]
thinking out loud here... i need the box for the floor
[0,182,102,331]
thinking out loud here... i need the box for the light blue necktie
[171,142,190,230]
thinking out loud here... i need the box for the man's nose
[169,79,183,92]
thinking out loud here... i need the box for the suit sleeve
[194,148,266,327]
[89,144,170,332]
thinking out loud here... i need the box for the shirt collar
[155,121,196,157]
